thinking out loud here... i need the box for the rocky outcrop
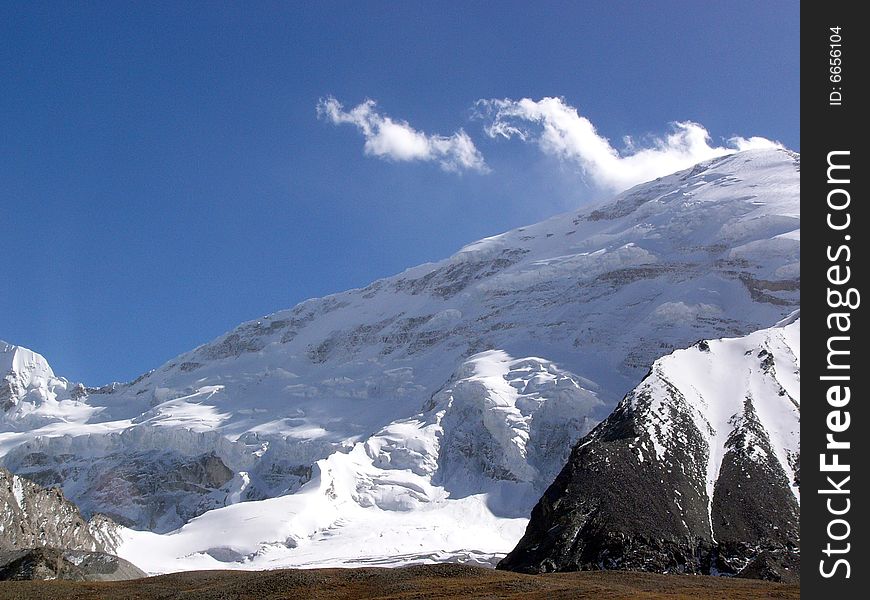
[498,318,800,579]
[0,467,119,553]
[5,434,244,533]
[735,549,800,584]
[0,468,142,580]
[0,548,145,581]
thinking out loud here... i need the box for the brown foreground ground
[0,563,799,600]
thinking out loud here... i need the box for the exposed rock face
[736,549,800,584]
[0,548,145,581]
[0,468,142,580]
[3,427,306,533]
[0,467,119,554]
[498,317,799,579]
[10,443,237,533]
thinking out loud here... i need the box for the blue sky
[0,2,799,384]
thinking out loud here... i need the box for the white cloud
[476,97,783,191]
[728,135,783,152]
[317,97,488,173]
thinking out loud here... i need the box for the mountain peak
[1,343,91,423]
[1,343,55,382]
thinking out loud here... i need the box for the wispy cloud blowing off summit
[317,97,488,173]
[475,96,782,191]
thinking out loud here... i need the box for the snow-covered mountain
[0,343,94,425]
[0,148,799,572]
[498,314,800,579]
